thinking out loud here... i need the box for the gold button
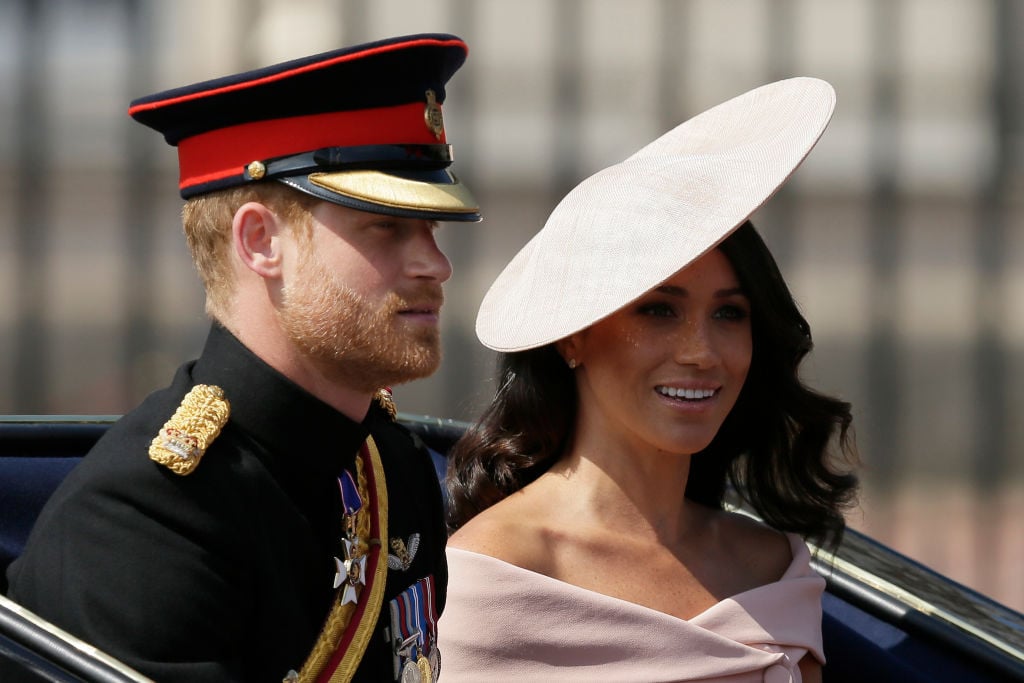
[246,160,267,180]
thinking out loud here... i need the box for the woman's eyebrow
[654,285,747,298]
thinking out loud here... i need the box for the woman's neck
[545,431,701,544]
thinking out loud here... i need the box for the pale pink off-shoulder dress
[437,533,825,682]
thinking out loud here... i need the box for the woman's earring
[567,358,578,369]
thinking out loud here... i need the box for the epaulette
[374,387,397,421]
[148,384,230,475]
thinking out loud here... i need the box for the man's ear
[232,201,284,279]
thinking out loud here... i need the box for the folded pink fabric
[438,533,825,682]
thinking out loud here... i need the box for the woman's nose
[673,320,719,368]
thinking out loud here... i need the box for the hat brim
[475,77,836,351]
[281,168,480,222]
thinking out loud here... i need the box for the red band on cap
[176,101,443,191]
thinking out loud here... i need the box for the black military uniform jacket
[6,324,447,681]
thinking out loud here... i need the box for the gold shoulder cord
[292,436,389,683]
[148,384,230,475]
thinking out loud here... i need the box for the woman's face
[565,248,752,458]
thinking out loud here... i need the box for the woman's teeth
[656,386,716,400]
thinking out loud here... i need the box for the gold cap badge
[423,90,444,140]
[149,384,230,475]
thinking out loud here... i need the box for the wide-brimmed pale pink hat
[476,77,836,352]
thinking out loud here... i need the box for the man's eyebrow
[653,285,747,297]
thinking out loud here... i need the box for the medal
[400,659,422,683]
[428,646,441,680]
[417,653,433,682]
[389,576,440,681]
[333,469,367,603]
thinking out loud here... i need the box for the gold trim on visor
[308,170,479,215]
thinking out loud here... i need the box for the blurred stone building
[1,0,1021,609]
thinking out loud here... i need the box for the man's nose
[408,228,453,283]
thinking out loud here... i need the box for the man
[5,33,478,682]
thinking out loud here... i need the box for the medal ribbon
[338,470,361,516]
[422,575,438,645]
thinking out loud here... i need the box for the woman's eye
[639,302,675,317]
[714,304,749,321]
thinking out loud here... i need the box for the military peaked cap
[129,33,479,222]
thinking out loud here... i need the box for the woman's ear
[232,202,284,279]
[556,334,584,370]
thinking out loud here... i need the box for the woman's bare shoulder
[447,492,554,574]
[446,507,520,554]
[715,509,794,584]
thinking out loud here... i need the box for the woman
[439,78,859,682]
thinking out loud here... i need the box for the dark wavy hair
[446,221,859,549]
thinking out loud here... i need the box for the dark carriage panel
[1,416,1022,682]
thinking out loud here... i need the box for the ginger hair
[181,182,318,320]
